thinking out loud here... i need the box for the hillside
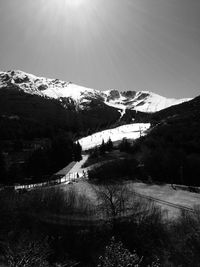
[0,85,120,140]
[151,95,200,123]
[134,96,200,186]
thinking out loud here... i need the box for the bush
[98,237,142,267]
[98,237,160,267]
[2,234,50,267]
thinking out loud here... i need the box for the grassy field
[128,182,200,218]
[60,179,200,219]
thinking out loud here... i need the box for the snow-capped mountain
[103,89,190,113]
[0,70,191,113]
[0,70,104,110]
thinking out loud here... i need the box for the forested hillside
[135,96,200,185]
[0,85,120,140]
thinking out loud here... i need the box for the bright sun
[65,0,85,8]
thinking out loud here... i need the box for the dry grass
[60,179,200,219]
[0,187,96,219]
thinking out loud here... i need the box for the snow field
[78,123,151,151]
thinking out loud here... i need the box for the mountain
[104,90,190,113]
[0,71,121,140]
[0,70,190,114]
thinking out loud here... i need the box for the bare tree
[94,182,133,219]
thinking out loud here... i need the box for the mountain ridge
[0,70,191,113]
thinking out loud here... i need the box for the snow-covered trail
[57,155,89,182]
[78,123,151,151]
[68,155,89,176]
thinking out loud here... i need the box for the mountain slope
[0,84,120,140]
[103,89,190,113]
[151,95,200,123]
[134,95,200,186]
[0,70,190,113]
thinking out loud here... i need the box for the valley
[1,0,200,264]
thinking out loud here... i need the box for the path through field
[129,182,200,218]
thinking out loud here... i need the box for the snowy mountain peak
[104,89,191,113]
[0,70,191,113]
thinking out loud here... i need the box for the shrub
[98,237,160,267]
[2,234,50,267]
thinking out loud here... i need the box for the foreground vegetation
[0,184,200,266]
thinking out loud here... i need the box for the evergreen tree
[99,139,106,155]
[119,138,131,152]
[74,142,82,161]
[106,137,113,151]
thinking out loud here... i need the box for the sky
[0,0,200,98]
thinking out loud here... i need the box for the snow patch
[78,123,151,151]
